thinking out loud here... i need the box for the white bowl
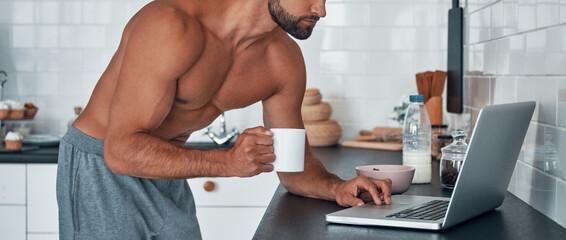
[356,165,415,194]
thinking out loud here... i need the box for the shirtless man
[57,0,392,239]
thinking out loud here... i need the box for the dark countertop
[0,146,59,163]
[0,142,233,164]
[254,146,566,240]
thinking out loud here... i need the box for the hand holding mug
[226,126,275,177]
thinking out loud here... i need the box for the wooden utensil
[355,133,402,142]
[359,129,373,136]
[424,71,434,102]
[432,70,447,96]
[416,73,425,97]
[355,127,403,142]
[371,127,402,136]
[425,96,443,125]
[341,141,403,151]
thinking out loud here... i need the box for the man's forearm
[105,132,228,179]
[277,155,344,202]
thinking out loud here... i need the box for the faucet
[203,113,239,145]
[0,71,7,101]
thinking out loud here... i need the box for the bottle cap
[409,95,425,103]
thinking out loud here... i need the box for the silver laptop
[326,102,536,230]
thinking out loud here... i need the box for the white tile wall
[558,81,566,128]
[502,0,519,36]
[0,0,451,139]
[491,1,505,38]
[37,2,82,24]
[464,0,566,228]
[518,0,537,32]
[536,0,559,28]
[369,3,413,27]
[12,25,36,48]
[320,51,367,74]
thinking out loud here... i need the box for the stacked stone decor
[301,89,342,147]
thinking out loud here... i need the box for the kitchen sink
[184,142,234,149]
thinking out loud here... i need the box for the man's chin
[288,27,314,40]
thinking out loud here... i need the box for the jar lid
[441,129,468,154]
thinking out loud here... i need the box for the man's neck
[195,0,280,51]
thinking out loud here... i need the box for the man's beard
[268,0,320,40]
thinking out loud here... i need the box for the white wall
[464,0,566,228]
[0,0,450,141]
[0,0,149,134]
[299,0,450,140]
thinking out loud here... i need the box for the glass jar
[436,135,453,160]
[431,125,448,160]
[440,129,468,189]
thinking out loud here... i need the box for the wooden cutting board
[341,141,403,151]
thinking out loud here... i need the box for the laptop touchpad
[359,202,411,211]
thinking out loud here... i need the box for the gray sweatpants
[56,126,202,239]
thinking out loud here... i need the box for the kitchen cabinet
[0,205,26,240]
[196,207,266,240]
[27,164,59,233]
[1,159,279,240]
[0,164,26,204]
[27,234,59,240]
[0,164,26,239]
[187,172,280,240]
[0,163,59,240]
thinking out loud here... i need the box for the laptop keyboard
[386,200,449,221]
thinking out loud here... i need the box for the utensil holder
[425,96,443,125]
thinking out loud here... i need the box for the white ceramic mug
[270,128,305,172]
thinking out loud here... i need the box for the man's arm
[262,36,392,207]
[103,7,274,180]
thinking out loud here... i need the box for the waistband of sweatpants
[62,125,104,155]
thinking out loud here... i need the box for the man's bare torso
[74,0,302,145]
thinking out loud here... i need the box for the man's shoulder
[262,29,305,76]
[265,29,303,61]
[258,29,306,94]
[128,1,205,43]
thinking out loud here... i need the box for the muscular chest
[175,42,274,111]
[154,40,276,140]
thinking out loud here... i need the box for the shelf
[1,118,34,123]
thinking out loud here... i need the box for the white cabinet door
[196,207,266,240]
[27,233,59,240]
[0,205,26,240]
[187,172,279,207]
[0,164,26,204]
[27,164,59,233]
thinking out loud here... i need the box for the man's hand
[333,175,392,207]
[225,126,275,177]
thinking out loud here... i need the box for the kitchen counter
[254,146,566,240]
[0,142,233,164]
[0,146,59,163]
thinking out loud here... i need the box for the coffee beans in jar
[439,129,468,189]
[440,159,463,188]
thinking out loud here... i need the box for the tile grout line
[465,22,566,47]
[466,0,504,16]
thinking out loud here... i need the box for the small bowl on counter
[356,165,415,194]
